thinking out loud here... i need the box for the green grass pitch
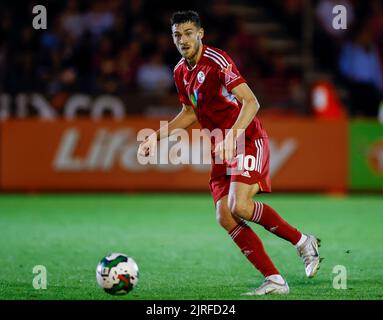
[0,193,382,300]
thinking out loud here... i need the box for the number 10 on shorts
[227,154,257,176]
[237,154,257,171]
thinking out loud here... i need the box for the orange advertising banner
[261,117,348,191]
[0,118,347,192]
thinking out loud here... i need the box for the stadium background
[0,0,382,300]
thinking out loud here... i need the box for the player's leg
[228,181,302,245]
[230,137,321,278]
[210,175,286,288]
[210,162,286,294]
[216,195,288,288]
[228,182,321,278]
[212,184,288,296]
[245,186,321,277]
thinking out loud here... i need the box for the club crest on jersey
[221,64,238,84]
[197,71,205,84]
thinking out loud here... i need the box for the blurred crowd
[0,0,183,96]
[0,0,383,117]
[274,0,383,117]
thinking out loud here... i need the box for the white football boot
[297,234,321,278]
[241,276,290,296]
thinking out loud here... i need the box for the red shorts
[209,137,272,204]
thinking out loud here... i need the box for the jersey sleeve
[217,52,247,92]
[174,69,191,106]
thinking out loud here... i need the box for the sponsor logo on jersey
[189,89,203,109]
[190,89,198,108]
[197,71,205,84]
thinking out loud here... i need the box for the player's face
[172,22,203,60]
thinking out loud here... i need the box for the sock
[229,221,279,277]
[250,202,302,245]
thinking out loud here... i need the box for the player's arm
[156,104,197,140]
[215,83,260,161]
[138,104,197,157]
[229,83,260,135]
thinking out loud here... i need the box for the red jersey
[173,45,268,143]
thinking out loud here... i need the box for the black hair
[170,10,201,28]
